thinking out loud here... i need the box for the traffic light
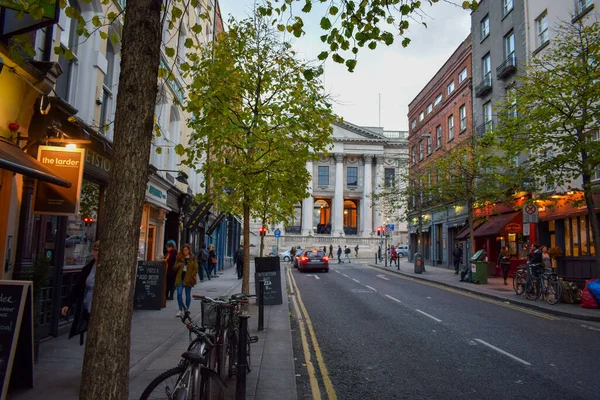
[259,227,266,237]
[83,217,94,227]
[377,226,382,236]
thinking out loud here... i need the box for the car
[66,235,87,247]
[278,248,303,262]
[297,249,329,273]
[395,246,409,258]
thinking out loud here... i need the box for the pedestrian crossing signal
[377,226,382,236]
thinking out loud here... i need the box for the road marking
[364,265,558,321]
[352,278,360,283]
[415,309,442,322]
[334,270,341,274]
[365,285,377,291]
[287,267,338,399]
[342,274,349,277]
[385,294,402,303]
[306,275,321,280]
[376,274,390,281]
[581,324,600,332]
[474,339,531,366]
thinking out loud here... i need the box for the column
[373,155,385,230]
[333,153,345,237]
[362,154,374,237]
[301,161,314,236]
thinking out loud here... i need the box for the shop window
[565,218,571,256]
[572,218,579,256]
[66,180,99,268]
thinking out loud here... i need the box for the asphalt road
[289,262,600,400]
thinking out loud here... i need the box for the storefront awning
[0,140,71,188]
[206,212,227,236]
[455,220,484,240]
[474,212,520,237]
[185,202,212,230]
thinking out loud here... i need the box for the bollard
[375,253,377,265]
[258,280,265,331]
[236,315,251,400]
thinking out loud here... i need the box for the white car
[278,248,302,262]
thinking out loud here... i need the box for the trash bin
[469,249,488,284]
[414,253,423,274]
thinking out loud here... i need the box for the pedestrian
[337,245,342,264]
[344,245,351,263]
[199,243,211,281]
[174,243,199,317]
[390,247,398,266]
[61,240,100,345]
[497,245,511,285]
[235,243,245,279]
[354,245,359,258]
[378,245,382,261]
[530,244,542,264]
[163,240,178,300]
[323,246,327,254]
[452,243,463,275]
[208,244,218,277]
[290,246,296,264]
[328,244,334,259]
[541,245,552,271]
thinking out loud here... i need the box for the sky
[218,1,472,132]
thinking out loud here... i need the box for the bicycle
[139,307,225,400]
[512,264,528,295]
[525,265,562,305]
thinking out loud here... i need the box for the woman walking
[497,245,511,285]
[61,241,100,345]
[163,240,178,300]
[175,243,199,317]
[208,244,217,278]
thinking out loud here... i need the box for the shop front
[138,174,170,261]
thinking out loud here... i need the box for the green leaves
[174,144,185,156]
[320,17,332,30]
[165,47,175,58]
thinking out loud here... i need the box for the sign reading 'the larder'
[33,146,85,216]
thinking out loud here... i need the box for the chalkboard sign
[134,261,166,310]
[254,257,283,305]
[0,281,33,400]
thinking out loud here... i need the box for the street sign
[274,228,281,238]
[523,204,539,224]
[389,224,395,231]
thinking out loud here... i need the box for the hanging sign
[33,146,85,216]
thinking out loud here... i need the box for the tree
[181,16,335,294]
[493,19,600,277]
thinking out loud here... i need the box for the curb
[368,263,600,323]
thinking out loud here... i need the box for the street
[289,262,600,400]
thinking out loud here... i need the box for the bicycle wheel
[227,330,238,378]
[512,271,525,295]
[525,278,542,300]
[140,366,185,400]
[546,279,562,305]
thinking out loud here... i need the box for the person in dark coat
[452,243,463,275]
[337,245,342,264]
[235,244,245,279]
[328,244,334,259]
[208,244,217,277]
[61,241,99,345]
[164,240,178,300]
[497,245,511,285]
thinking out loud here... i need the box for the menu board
[134,261,166,310]
[254,257,283,306]
[0,281,33,399]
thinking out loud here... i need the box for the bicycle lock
[258,280,265,331]
[236,315,251,400]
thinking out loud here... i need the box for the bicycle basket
[201,302,229,330]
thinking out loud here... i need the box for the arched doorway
[313,199,331,234]
[344,200,358,235]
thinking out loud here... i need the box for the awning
[206,212,227,236]
[0,140,71,188]
[455,220,484,240]
[474,212,521,237]
[185,202,212,230]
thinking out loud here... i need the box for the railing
[496,52,516,79]
[474,72,492,97]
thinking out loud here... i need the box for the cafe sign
[146,184,167,207]
[33,146,85,216]
[505,223,522,234]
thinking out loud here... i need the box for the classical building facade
[252,122,409,254]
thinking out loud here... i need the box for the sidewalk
[368,260,600,322]
[9,262,296,400]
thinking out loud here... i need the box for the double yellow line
[287,267,337,400]
[366,265,559,321]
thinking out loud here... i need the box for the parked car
[297,249,329,273]
[279,248,303,262]
[66,235,87,247]
[395,245,409,258]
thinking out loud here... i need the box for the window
[576,0,593,14]
[436,125,442,148]
[503,0,513,15]
[482,53,491,77]
[100,41,116,133]
[56,2,80,103]
[411,145,417,165]
[483,101,492,132]
[434,94,442,107]
[419,140,424,160]
[177,26,188,64]
[459,105,467,131]
[411,119,416,129]
[459,67,468,83]
[481,15,490,39]
[507,87,517,118]
[427,103,433,114]
[384,168,395,186]
[447,81,455,95]
[504,31,515,58]
[512,156,520,167]
[318,166,329,185]
[419,112,424,121]
[347,167,358,186]
[536,12,549,47]
[427,136,432,155]
[448,115,454,141]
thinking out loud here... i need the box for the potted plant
[547,246,563,269]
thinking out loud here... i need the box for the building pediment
[332,121,387,141]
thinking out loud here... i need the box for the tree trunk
[582,183,600,277]
[259,219,265,257]
[79,1,162,398]
[242,200,250,294]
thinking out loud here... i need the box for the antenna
[378,93,381,127]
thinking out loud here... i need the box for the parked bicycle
[140,307,225,400]
[512,264,528,295]
[525,264,562,305]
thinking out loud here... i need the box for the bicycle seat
[181,351,206,365]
